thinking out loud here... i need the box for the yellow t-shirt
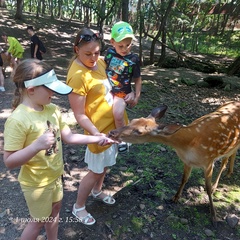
[7,36,24,58]
[67,58,127,153]
[4,103,68,187]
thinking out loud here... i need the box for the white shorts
[85,144,118,173]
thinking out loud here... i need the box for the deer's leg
[212,156,228,193]
[172,164,192,202]
[212,151,237,192]
[226,151,237,178]
[204,164,217,225]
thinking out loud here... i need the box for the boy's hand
[124,92,135,107]
[125,92,139,108]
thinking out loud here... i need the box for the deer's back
[175,101,240,168]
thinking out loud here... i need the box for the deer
[108,101,240,225]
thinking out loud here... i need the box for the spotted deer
[109,101,240,224]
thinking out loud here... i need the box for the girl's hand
[98,136,118,146]
[35,131,55,151]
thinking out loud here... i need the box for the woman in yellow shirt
[66,28,134,225]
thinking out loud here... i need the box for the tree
[122,0,129,22]
[147,0,175,65]
[15,0,24,20]
[0,0,6,8]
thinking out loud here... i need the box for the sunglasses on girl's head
[78,33,102,43]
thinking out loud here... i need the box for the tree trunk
[227,56,240,76]
[15,0,23,20]
[70,0,79,21]
[157,0,175,66]
[0,0,6,8]
[122,0,129,22]
[137,0,144,66]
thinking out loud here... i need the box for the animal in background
[108,101,240,225]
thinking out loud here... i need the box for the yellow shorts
[20,177,63,220]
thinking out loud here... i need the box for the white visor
[24,69,72,95]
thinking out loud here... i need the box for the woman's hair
[12,59,52,109]
[74,28,101,48]
[68,28,102,69]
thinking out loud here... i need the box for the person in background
[1,32,24,70]
[0,52,5,92]
[66,28,134,225]
[105,21,142,153]
[26,26,43,60]
[3,59,115,239]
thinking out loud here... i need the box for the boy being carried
[105,21,142,153]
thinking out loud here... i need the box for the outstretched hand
[98,136,118,146]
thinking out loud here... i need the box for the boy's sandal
[118,142,129,153]
[91,190,116,205]
[72,204,96,225]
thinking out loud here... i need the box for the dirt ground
[0,9,240,240]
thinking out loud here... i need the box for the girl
[3,59,115,239]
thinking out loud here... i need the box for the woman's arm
[68,92,101,135]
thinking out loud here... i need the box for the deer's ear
[161,124,182,135]
[149,105,168,119]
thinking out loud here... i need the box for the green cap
[111,21,135,42]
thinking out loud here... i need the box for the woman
[66,28,134,225]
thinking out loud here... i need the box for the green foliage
[131,216,144,232]
[170,30,240,58]
[4,0,240,59]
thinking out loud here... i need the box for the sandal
[72,204,96,225]
[118,142,129,153]
[91,190,116,205]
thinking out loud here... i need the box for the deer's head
[109,104,182,143]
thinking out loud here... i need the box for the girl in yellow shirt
[4,59,115,239]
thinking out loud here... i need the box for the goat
[109,101,240,225]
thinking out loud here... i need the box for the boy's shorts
[20,177,63,221]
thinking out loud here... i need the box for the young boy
[1,32,24,70]
[105,21,142,152]
[26,26,43,60]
